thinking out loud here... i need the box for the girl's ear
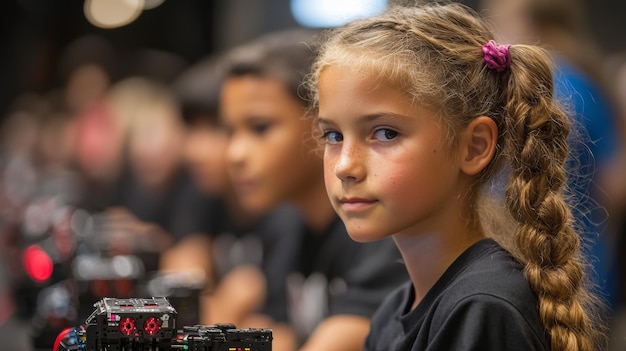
[460,116,497,176]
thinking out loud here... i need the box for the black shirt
[365,239,550,351]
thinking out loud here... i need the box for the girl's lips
[339,197,377,212]
[340,197,374,203]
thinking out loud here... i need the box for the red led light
[23,245,53,283]
[119,317,136,336]
[144,317,161,336]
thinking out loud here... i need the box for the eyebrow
[317,112,411,126]
[316,116,335,126]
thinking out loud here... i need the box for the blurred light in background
[23,245,53,283]
[84,0,146,29]
[291,0,388,28]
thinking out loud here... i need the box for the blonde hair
[309,2,606,350]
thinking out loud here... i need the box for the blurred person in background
[102,76,217,257]
[168,51,313,335]
[481,0,626,336]
[61,36,126,213]
[160,53,261,295]
[71,92,126,212]
[59,36,115,118]
[216,29,408,351]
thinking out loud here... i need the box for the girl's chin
[345,229,387,243]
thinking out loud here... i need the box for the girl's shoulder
[425,239,549,349]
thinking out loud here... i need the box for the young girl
[311,2,606,351]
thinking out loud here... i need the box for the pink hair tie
[482,40,511,72]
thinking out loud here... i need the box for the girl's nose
[334,140,366,182]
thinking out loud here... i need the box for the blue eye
[373,128,398,141]
[322,131,343,144]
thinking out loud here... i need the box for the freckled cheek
[379,171,406,195]
[376,165,424,204]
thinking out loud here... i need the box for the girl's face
[221,75,322,215]
[317,66,467,242]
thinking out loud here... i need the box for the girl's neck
[394,215,485,310]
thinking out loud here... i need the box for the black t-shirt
[257,205,409,343]
[365,239,550,351]
[117,168,227,241]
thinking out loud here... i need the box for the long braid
[503,44,604,351]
